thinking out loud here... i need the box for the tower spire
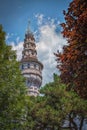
[26,20,31,34]
[27,20,30,33]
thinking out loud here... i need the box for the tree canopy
[55,0,87,99]
[25,74,87,130]
[0,25,26,129]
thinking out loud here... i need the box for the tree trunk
[79,116,84,130]
[69,112,78,130]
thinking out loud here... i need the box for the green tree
[0,25,26,130]
[26,74,87,130]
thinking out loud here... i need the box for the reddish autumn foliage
[55,0,87,99]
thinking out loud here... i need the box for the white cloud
[36,19,67,86]
[16,36,20,43]
[6,33,10,40]
[11,40,23,61]
[35,14,44,25]
[10,15,67,86]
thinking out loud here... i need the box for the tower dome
[20,23,43,96]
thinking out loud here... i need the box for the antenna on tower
[26,19,31,34]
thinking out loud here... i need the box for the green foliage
[0,23,87,130]
[26,74,87,129]
[0,25,26,130]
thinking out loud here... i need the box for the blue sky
[0,0,71,85]
[0,0,71,41]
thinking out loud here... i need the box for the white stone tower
[20,23,43,96]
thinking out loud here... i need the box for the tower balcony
[24,46,36,50]
[27,89,39,96]
[22,68,42,79]
[24,39,35,45]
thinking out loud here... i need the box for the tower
[20,23,43,96]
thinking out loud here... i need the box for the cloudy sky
[0,0,71,86]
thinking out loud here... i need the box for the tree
[55,0,87,99]
[26,74,66,130]
[26,74,87,130]
[0,25,26,130]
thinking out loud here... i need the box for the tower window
[34,64,36,68]
[22,64,24,69]
[28,63,30,68]
[36,65,39,70]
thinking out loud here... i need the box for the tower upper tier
[21,28,43,68]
